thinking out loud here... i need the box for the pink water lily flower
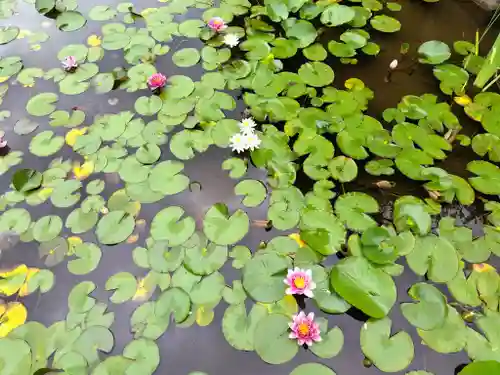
[284,267,316,297]
[0,131,7,148]
[289,311,321,346]
[207,17,227,32]
[61,56,78,72]
[147,73,167,90]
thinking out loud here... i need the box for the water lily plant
[207,17,227,32]
[289,311,321,346]
[147,73,167,92]
[61,56,78,72]
[284,268,316,297]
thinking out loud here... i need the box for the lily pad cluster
[0,0,499,374]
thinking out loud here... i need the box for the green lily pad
[290,363,336,375]
[67,242,102,275]
[254,314,298,364]
[370,15,401,32]
[56,11,87,31]
[29,131,64,157]
[234,179,267,207]
[135,96,163,116]
[150,206,195,246]
[148,160,189,195]
[331,256,397,318]
[406,235,459,283]
[106,272,137,303]
[242,252,291,303]
[173,48,201,67]
[298,62,334,87]
[418,40,451,64]
[417,306,466,353]
[12,169,42,193]
[13,118,39,135]
[222,303,268,351]
[96,210,135,245]
[400,282,447,330]
[33,215,63,242]
[360,317,414,372]
[203,203,249,245]
[320,4,355,26]
[26,92,58,116]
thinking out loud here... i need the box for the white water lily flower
[238,117,257,135]
[243,132,261,151]
[223,33,240,48]
[229,133,248,153]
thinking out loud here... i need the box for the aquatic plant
[0,0,498,374]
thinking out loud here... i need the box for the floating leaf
[67,242,102,275]
[56,11,87,32]
[360,317,414,372]
[254,314,298,364]
[370,15,401,32]
[203,203,249,245]
[331,256,396,318]
[150,206,195,246]
[96,210,135,245]
[234,179,267,207]
[400,283,447,330]
[242,252,291,303]
[290,363,336,375]
[418,40,451,64]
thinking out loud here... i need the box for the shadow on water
[0,0,499,374]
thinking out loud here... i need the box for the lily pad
[331,256,397,318]
[254,314,298,364]
[203,203,249,245]
[96,210,135,245]
[360,317,414,372]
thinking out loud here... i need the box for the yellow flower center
[293,277,305,289]
[298,323,309,336]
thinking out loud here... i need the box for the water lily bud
[428,190,441,200]
[389,59,398,70]
[375,180,395,189]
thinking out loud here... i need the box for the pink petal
[309,281,316,290]
[307,312,315,321]
[285,288,293,295]
[305,269,312,277]
[304,289,314,298]
[305,339,313,346]
[297,339,305,346]
[289,332,297,339]
[0,140,7,148]
[297,311,306,319]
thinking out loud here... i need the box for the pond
[0,0,500,374]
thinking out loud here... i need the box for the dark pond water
[0,0,498,374]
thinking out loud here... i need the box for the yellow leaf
[132,276,155,302]
[0,302,27,337]
[473,263,495,273]
[126,234,139,244]
[73,160,94,180]
[30,44,41,51]
[195,306,214,326]
[87,34,102,47]
[0,77,9,83]
[65,127,87,146]
[67,236,82,255]
[23,83,34,88]
[0,264,28,297]
[345,77,364,90]
[288,233,306,248]
[454,95,472,106]
[18,268,40,297]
